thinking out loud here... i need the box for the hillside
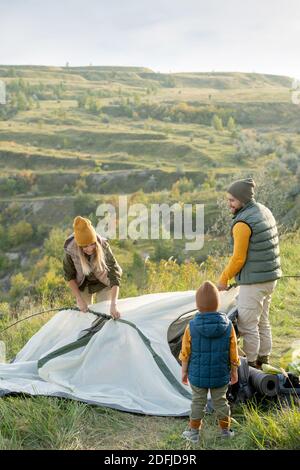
[0,66,299,303]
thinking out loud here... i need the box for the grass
[0,232,299,450]
[0,397,87,450]
[240,400,300,450]
[1,397,299,450]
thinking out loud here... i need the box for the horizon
[2,0,300,81]
[0,64,295,81]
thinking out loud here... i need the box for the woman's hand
[77,297,88,313]
[110,302,121,320]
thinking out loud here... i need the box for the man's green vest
[231,200,282,285]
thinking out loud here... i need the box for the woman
[63,216,122,319]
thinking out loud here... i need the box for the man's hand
[217,283,227,291]
[77,297,88,313]
[182,371,189,385]
[110,303,121,320]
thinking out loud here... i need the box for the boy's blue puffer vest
[188,312,232,389]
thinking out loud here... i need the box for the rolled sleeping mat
[236,357,254,401]
[238,357,249,384]
[249,366,279,397]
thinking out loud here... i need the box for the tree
[17,91,29,111]
[9,273,30,300]
[75,178,87,193]
[227,116,235,132]
[44,227,67,260]
[134,94,141,106]
[35,269,65,300]
[286,138,295,153]
[8,221,33,246]
[73,192,97,217]
[153,240,174,261]
[171,177,194,196]
[0,253,10,271]
[212,115,223,132]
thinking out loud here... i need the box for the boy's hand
[182,371,189,385]
[230,368,238,385]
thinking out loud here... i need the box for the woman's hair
[77,240,107,275]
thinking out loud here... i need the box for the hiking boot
[248,360,261,369]
[256,355,270,367]
[181,428,199,443]
[220,429,235,439]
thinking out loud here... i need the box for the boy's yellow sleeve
[179,325,191,362]
[229,325,240,367]
[219,222,251,286]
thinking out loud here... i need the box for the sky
[1,0,300,79]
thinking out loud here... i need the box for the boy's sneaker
[181,428,199,443]
[220,429,235,439]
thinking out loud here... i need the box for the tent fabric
[0,288,238,416]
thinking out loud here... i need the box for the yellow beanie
[73,216,97,246]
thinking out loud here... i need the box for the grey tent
[0,289,239,416]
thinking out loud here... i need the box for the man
[217,178,282,368]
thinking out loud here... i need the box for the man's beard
[232,206,243,215]
[231,207,238,214]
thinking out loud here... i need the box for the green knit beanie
[227,177,256,204]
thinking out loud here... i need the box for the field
[0,65,300,450]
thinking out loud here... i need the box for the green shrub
[73,192,97,217]
[8,221,33,247]
[44,228,67,260]
[9,273,31,301]
[212,114,223,131]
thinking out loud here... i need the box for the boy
[180,281,240,443]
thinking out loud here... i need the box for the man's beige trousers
[237,280,277,362]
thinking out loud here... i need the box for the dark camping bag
[227,357,254,404]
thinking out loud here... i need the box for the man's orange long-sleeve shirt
[219,222,251,286]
